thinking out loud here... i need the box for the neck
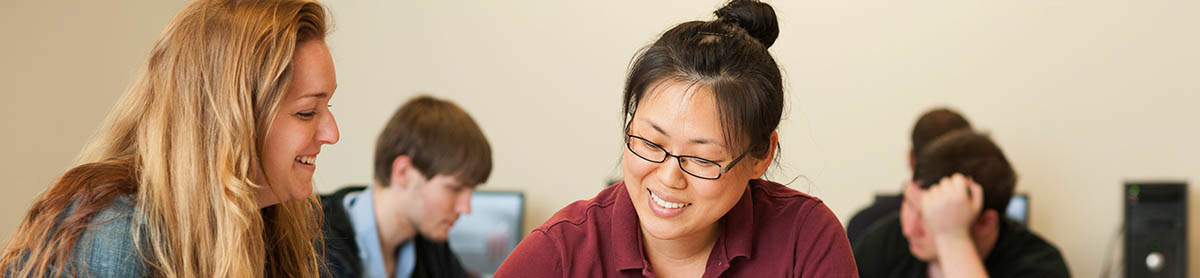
[641,221,722,277]
[256,187,281,208]
[927,262,944,278]
[373,187,416,255]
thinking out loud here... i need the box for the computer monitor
[1005,193,1029,226]
[448,191,524,277]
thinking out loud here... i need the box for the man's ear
[751,131,779,178]
[972,208,1000,238]
[391,156,413,189]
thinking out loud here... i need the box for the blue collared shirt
[344,187,417,278]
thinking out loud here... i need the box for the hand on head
[918,173,984,239]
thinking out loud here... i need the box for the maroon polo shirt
[495,179,858,277]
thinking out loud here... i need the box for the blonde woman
[0,0,338,277]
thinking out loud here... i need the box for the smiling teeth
[650,191,689,209]
[295,156,316,165]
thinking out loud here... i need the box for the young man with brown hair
[846,107,973,245]
[853,130,1069,277]
[321,95,492,278]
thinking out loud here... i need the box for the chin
[639,214,689,240]
[909,245,936,261]
[644,226,683,241]
[289,192,310,202]
[288,180,313,200]
[425,231,450,242]
[272,190,307,204]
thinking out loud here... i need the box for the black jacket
[320,186,471,278]
[852,212,1070,278]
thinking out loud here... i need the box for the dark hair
[912,130,1016,213]
[911,108,972,156]
[622,0,782,158]
[373,95,493,187]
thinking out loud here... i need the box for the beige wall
[3,0,1198,277]
[0,0,190,249]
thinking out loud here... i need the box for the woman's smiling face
[622,80,767,242]
[257,39,339,206]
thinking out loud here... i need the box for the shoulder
[851,212,910,275]
[318,187,364,278]
[320,186,366,213]
[319,186,364,242]
[534,183,624,235]
[746,180,859,276]
[495,185,629,277]
[854,212,904,250]
[987,222,1071,277]
[319,186,365,225]
[494,229,562,277]
[71,195,150,277]
[748,179,837,226]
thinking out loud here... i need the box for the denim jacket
[60,195,149,277]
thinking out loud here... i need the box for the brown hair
[0,0,330,277]
[912,130,1017,213]
[911,107,972,156]
[373,95,493,187]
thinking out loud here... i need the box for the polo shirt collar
[613,183,645,271]
[717,181,756,262]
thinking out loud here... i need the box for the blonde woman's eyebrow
[299,92,329,100]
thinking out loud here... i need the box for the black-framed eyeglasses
[626,134,751,180]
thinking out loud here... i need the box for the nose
[456,189,473,215]
[318,109,339,145]
[653,157,688,190]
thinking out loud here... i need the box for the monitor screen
[448,191,524,277]
[1005,193,1029,226]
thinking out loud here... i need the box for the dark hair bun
[714,0,779,48]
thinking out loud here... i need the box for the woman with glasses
[496,1,857,277]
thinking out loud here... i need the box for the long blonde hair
[0,0,330,277]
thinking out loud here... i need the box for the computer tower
[1124,182,1187,278]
